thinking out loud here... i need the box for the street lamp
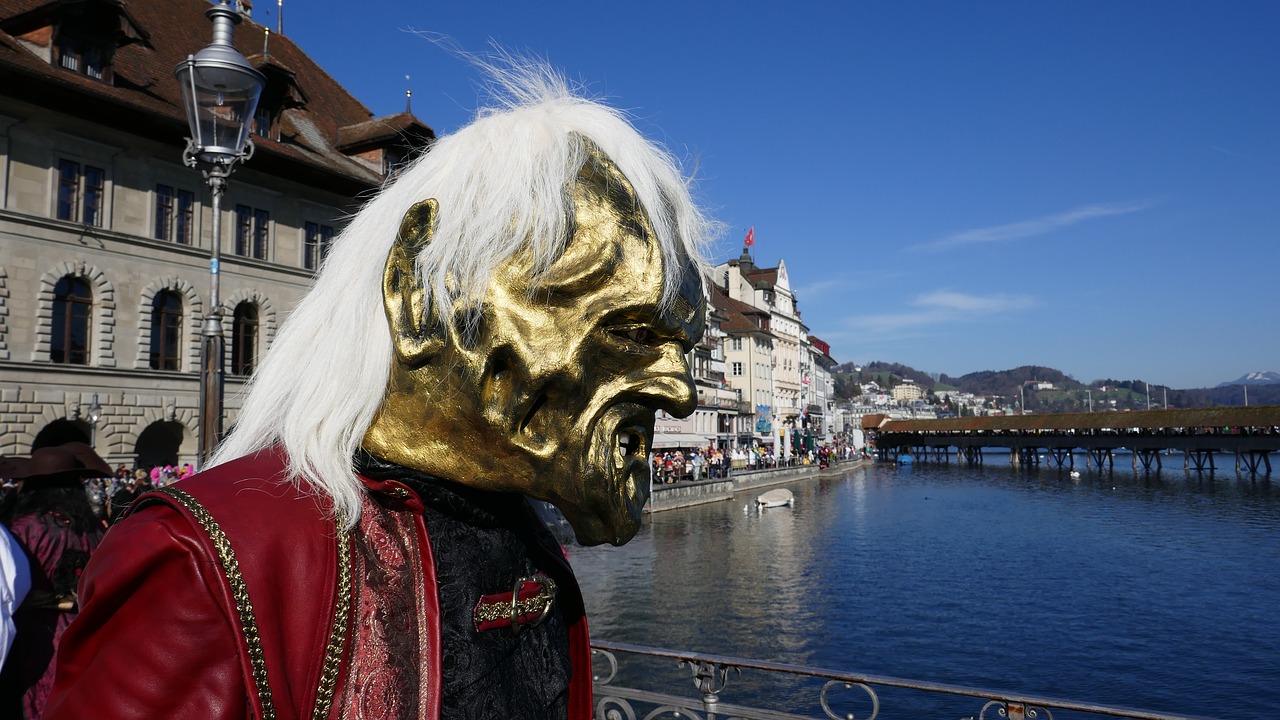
[87,392,102,448]
[174,1,265,466]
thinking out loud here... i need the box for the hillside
[831,361,1280,409]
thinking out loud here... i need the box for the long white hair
[212,62,718,526]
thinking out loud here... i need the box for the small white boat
[756,488,795,508]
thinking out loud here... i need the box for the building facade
[0,0,433,466]
[717,249,810,456]
[805,334,837,444]
[711,279,776,451]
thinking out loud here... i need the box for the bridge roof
[871,406,1280,433]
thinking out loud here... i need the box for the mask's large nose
[645,343,697,418]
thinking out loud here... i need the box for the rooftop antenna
[405,75,412,113]
[277,0,283,34]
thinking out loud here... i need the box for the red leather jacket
[44,447,593,719]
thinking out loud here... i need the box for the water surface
[569,458,1278,717]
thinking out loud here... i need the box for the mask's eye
[611,325,659,347]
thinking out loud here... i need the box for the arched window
[231,302,258,376]
[51,276,92,364]
[149,290,183,370]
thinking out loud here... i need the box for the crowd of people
[651,442,866,484]
[0,444,192,717]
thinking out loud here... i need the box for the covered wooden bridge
[864,406,1280,474]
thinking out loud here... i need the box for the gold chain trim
[157,487,277,720]
[311,530,352,720]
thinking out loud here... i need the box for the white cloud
[917,201,1152,252]
[914,290,1035,313]
[794,279,842,298]
[842,290,1035,335]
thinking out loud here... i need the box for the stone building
[0,0,433,466]
[891,379,924,403]
[804,334,837,442]
[716,247,808,455]
[711,282,776,451]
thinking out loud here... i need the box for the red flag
[744,226,755,247]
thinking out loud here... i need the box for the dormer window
[252,104,273,139]
[2,0,147,85]
[55,33,106,79]
[337,113,435,179]
[245,55,309,143]
[383,148,410,179]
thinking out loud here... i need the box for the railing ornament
[592,647,621,685]
[820,680,880,720]
[680,659,740,712]
[974,700,1053,720]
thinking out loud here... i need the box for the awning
[652,432,710,449]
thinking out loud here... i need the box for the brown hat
[0,442,112,481]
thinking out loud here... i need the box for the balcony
[716,396,741,410]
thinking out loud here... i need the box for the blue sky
[278,1,1279,389]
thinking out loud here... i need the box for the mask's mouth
[561,404,654,546]
[614,424,649,468]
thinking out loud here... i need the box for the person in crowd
[0,442,108,718]
[691,450,705,482]
[105,473,140,525]
[0,522,30,665]
[46,61,712,719]
[83,478,108,525]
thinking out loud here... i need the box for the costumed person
[0,442,108,718]
[45,62,713,720]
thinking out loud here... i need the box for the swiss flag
[744,227,755,247]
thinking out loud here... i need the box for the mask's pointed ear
[384,199,445,364]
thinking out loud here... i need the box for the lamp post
[175,1,265,466]
[87,392,102,448]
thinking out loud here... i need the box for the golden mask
[362,147,706,546]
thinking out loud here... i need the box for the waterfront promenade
[646,457,866,512]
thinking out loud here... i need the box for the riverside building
[715,247,837,455]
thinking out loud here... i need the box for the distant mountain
[830,362,1280,409]
[1217,371,1280,387]
[941,366,1083,396]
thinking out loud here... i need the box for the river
[567,456,1278,718]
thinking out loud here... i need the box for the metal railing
[591,642,1216,720]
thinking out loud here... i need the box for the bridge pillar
[1136,449,1162,472]
[1186,449,1215,472]
[1048,449,1072,468]
[1087,448,1113,470]
[1236,450,1272,477]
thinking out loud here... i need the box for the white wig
[212,62,717,526]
